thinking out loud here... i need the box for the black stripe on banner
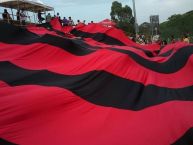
[110,46,193,73]
[0,21,96,55]
[1,22,193,73]
[71,29,126,46]
[37,22,70,37]
[0,138,17,145]
[0,22,154,57]
[0,62,193,111]
[172,128,193,145]
[158,49,173,57]
[71,29,155,57]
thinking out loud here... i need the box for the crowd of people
[1,9,192,45]
[44,12,94,26]
[2,8,28,25]
[1,9,91,26]
[132,33,191,46]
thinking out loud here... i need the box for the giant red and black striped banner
[0,20,193,145]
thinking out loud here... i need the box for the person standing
[38,10,45,24]
[46,13,52,23]
[62,17,68,26]
[56,12,60,18]
[170,35,176,44]
[16,10,20,21]
[68,16,74,26]
[183,35,190,44]
[20,9,27,25]
[2,9,11,23]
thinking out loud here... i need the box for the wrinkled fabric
[0,21,193,145]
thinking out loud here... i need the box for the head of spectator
[46,13,51,18]
[4,9,8,14]
[183,34,190,44]
[57,13,60,18]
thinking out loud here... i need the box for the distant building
[140,22,150,28]
[150,15,159,36]
[139,22,151,35]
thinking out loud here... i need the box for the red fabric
[0,42,193,88]
[0,20,193,145]
[73,23,161,53]
[99,19,116,27]
[0,85,193,145]
[50,18,62,31]
[27,25,59,37]
[62,26,73,34]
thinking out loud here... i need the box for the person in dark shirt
[2,9,11,22]
[170,35,176,43]
[38,10,45,23]
[62,17,68,26]
[16,10,20,21]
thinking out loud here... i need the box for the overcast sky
[38,0,193,24]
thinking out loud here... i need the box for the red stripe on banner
[0,85,193,145]
[27,26,60,37]
[0,42,193,88]
[0,81,9,88]
[72,23,161,52]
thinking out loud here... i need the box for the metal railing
[0,11,38,26]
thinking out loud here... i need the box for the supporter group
[2,8,191,48]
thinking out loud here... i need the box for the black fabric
[0,22,193,73]
[110,46,193,73]
[159,49,173,57]
[172,128,193,145]
[71,29,126,46]
[0,138,17,145]
[71,29,155,57]
[0,61,193,111]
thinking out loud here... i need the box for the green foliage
[110,1,135,35]
[139,22,151,36]
[160,10,193,42]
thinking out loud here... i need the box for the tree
[110,1,135,35]
[160,10,193,42]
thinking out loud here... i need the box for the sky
[42,0,193,24]
[1,0,193,24]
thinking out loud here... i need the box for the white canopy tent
[0,0,54,12]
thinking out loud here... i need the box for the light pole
[132,0,138,35]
